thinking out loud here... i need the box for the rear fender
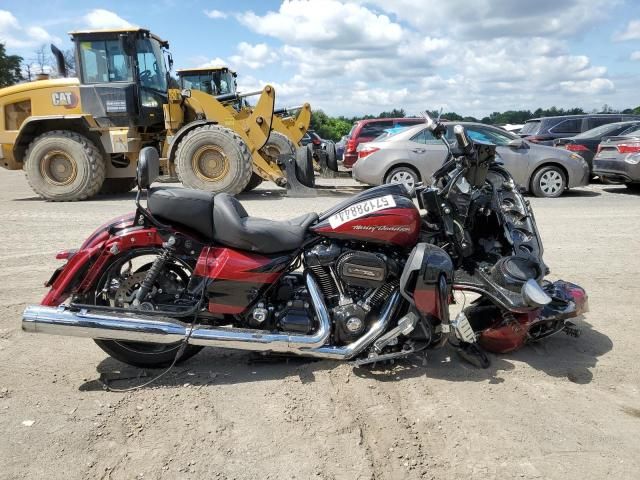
[41,213,163,306]
[399,243,454,322]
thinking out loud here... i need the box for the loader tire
[99,177,137,195]
[24,130,105,201]
[326,142,338,172]
[175,125,252,194]
[243,173,264,192]
[259,131,295,164]
[295,145,315,188]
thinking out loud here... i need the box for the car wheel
[531,165,566,198]
[386,166,419,195]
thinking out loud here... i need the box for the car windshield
[520,120,541,135]
[574,123,625,139]
[136,38,168,92]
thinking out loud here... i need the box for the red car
[343,117,425,168]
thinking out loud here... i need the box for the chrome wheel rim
[390,170,416,192]
[539,170,563,195]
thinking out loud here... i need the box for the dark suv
[343,117,425,168]
[519,114,640,146]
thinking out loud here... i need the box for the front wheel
[530,165,566,198]
[385,166,419,195]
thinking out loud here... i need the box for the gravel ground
[1,170,639,480]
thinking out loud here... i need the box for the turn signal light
[617,143,640,153]
[566,144,589,152]
[358,147,380,159]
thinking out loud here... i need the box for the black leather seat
[213,193,318,254]
[148,187,215,239]
[147,188,317,254]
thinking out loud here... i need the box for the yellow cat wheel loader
[0,28,294,201]
[177,66,312,191]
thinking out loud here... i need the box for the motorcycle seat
[148,187,216,239]
[213,193,318,254]
[147,187,317,253]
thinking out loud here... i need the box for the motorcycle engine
[304,242,400,344]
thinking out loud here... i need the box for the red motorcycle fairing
[477,281,589,353]
[193,247,293,315]
[41,213,164,307]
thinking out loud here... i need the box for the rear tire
[530,165,566,198]
[99,177,137,195]
[626,183,640,192]
[24,130,105,201]
[295,145,315,187]
[94,339,202,369]
[243,172,264,192]
[325,141,338,173]
[175,125,252,194]
[259,131,295,164]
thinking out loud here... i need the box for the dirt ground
[1,170,639,480]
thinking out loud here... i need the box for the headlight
[141,92,159,108]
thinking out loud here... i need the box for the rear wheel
[259,131,295,164]
[385,166,419,195]
[24,130,105,201]
[91,250,202,368]
[99,177,137,195]
[531,165,566,198]
[175,125,252,194]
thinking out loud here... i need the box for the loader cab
[71,28,169,129]
[177,67,237,97]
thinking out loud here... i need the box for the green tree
[0,43,23,87]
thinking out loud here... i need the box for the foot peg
[563,320,581,338]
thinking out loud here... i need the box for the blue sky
[1,1,639,117]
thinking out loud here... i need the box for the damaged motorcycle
[22,116,588,370]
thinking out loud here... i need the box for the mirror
[181,88,191,98]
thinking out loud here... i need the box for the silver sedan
[352,122,590,197]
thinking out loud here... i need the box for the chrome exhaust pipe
[23,274,330,354]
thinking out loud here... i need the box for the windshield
[212,70,235,95]
[136,38,168,92]
[181,71,235,95]
[520,120,541,135]
[574,123,624,139]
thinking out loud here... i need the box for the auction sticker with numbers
[328,195,396,229]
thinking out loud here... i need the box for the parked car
[343,117,425,168]
[352,122,589,198]
[519,114,640,146]
[300,130,323,149]
[593,128,640,191]
[553,121,640,172]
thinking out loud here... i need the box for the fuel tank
[311,184,420,247]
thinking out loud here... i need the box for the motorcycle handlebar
[454,124,473,155]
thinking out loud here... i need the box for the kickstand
[455,342,491,369]
[280,153,317,198]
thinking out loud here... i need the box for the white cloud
[83,9,136,29]
[615,19,640,41]
[0,10,60,49]
[229,42,278,69]
[204,9,228,19]
[235,0,628,117]
[197,57,227,68]
[631,51,640,61]
[238,0,404,50]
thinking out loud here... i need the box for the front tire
[295,145,315,187]
[385,166,419,195]
[243,172,264,192]
[259,131,295,164]
[175,125,252,194]
[530,165,566,198]
[24,130,106,201]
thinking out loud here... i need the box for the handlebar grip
[454,124,473,154]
